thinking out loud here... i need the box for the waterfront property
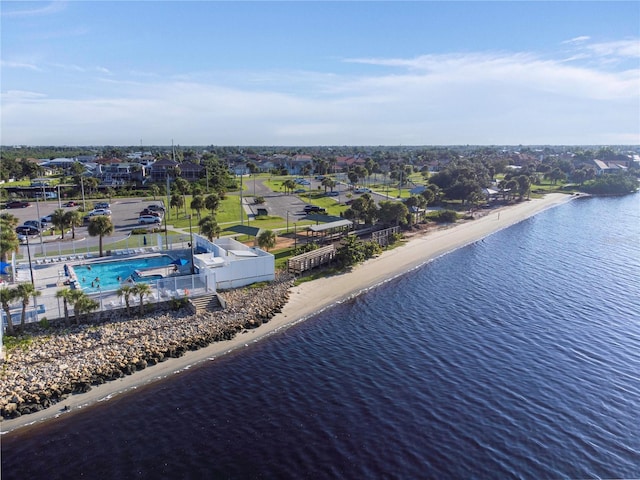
[3,234,275,326]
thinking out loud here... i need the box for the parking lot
[5,197,167,255]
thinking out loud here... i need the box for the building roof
[308,219,353,233]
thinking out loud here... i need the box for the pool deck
[10,249,204,323]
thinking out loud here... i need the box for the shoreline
[0,193,574,434]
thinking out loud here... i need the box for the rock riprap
[0,277,294,419]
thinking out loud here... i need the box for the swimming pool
[72,255,175,293]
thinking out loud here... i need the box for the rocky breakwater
[0,276,294,419]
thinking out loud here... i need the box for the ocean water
[2,194,639,479]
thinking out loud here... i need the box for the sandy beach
[1,193,574,434]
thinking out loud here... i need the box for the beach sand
[1,193,574,434]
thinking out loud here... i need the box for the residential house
[149,159,204,182]
[593,159,627,176]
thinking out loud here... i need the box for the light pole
[240,171,244,226]
[294,223,297,249]
[33,192,45,255]
[80,176,86,211]
[24,234,38,321]
[286,211,290,234]
[163,206,169,251]
[188,215,195,275]
[24,234,35,288]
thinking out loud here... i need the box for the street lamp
[24,234,35,288]
[34,191,44,255]
[24,234,38,321]
[286,211,290,234]
[188,215,195,275]
[294,223,297,249]
[80,175,86,211]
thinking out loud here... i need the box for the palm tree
[0,214,20,263]
[87,216,114,257]
[199,216,220,241]
[190,195,205,220]
[170,193,184,218]
[116,284,134,317]
[131,282,152,316]
[15,282,40,331]
[55,287,77,326]
[257,230,277,251]
[204,194,219,216]
[0,286,17,336]
[150,184,160,200]
[50,208,68,240]
[321,177,337,193]
[174,177,190,216]
[83,177,100,195]
[282,179,296,194]
[64,209,84,240]
[74,295,99,324]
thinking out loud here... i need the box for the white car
[138,215,161,224]
[88,208,112,216]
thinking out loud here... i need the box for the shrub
[428,210,458,223]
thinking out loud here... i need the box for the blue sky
[2,1,639,146]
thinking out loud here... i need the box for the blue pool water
[72,255,174,292]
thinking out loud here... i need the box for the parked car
[6,201,31,208]
[16,225,40,236]
[94,202,110,209]
[88,208,112,216]
[17,233,28,244]
[138,215,161,224]
[63,201,77,207]
[354,188,371,194]
[325,191,339,197]
[41,215,53,224]
[24,220,45,229]
[147,204,165,212]
[140,209,162,217]
[303,205,326,214]
[293,189,306,194]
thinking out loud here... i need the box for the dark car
[16,225,40,235]
[6,201,31,208]
[24,220,45,229]
[63,201,77,207]
[147,204,165,212]
[140,209,162,217]
[303,205,326,214]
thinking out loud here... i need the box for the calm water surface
[2,194,639,479]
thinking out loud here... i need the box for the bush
[428,210,458,223]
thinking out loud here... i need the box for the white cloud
[1,90,47,100]
[1,1,67,18]
[562,36,591,45]
[2,48,638,145]
[586,39,640,59]
[0,60,41,71]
